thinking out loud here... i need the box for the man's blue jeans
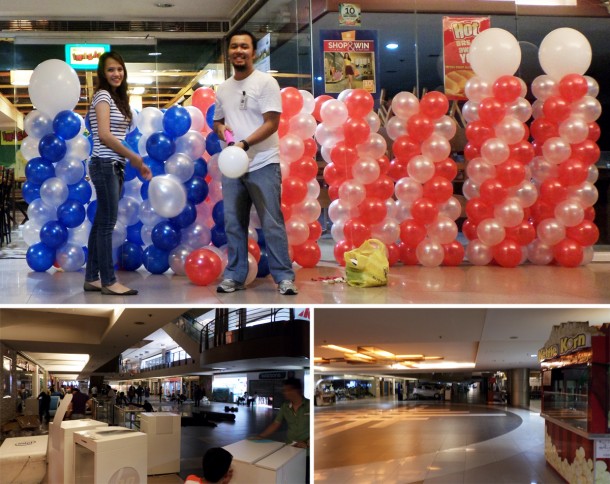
[222,163,294,284]
[85,157,123,286]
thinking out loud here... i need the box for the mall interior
[0,306,311,482]
[0,1,608,303]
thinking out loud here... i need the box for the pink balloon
[386,116,407,140]
[480,138,510,165]
[495,116,525,145]
[567,182,598,207]
[391,92,419,119]
[395,176,424,203]
[466,239,493,265]
[416,239,444,267]
[315,123,345,148]
[462,179,480,200]
[245,253,258,285]
[494,198,524,228]
[338,180,366,208]
[554,200,585,227]
[364,111,381,132]
[434,115,457,140]
[439,197,462,220]
[293,198,322,224]
[371,218,400,244]
[531,75,557,101]
[320,99,348,127]
[462,101,480,123]
[558,117,589,144]
[328,199,359,222]
[407,155,435,183]
[421,134,451,162]
[537,219,566,246]
[352,157,381,185]
[477,218,506,246]
[279,134,305,163]
[289,113,317,139]
[357,133,387,159]
[513,182,538,208]
[464,77,492,102]
[527,239,554,265]
[466,157,496,185]
[542,137,571,165]
[285,217,310,245]
[530,156,558,183]
[571,96,602,123]
[428,216,458,244]
[507,97,533,123]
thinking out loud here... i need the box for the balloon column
[23,60,92,272]
[462,29,538,268]
[389,91,461,267]
[279,87,323,268]
[318,89,392,265]
[528,28,600,267]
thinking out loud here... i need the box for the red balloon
[464,142,481,161]
[406,114,434,142]
[387,242,401,266]
[543,96,571,123]
[293,240,321,268]
[466,120,495,146]
[587,122,601,142]
[377,155,390,175]
[478,97,506,126]
[466,198,494,225]
[344,89,374,118]
[313,95,333,122]
[393,135,421,161]
[443,240,465,266]
[334,239,354,266]
[571,140,600,165]
[509,140,535,164]
[323,163,343,186]
[400,219,427,247]
[344,218,371,247]
[462,219,479,240]
[539,178,567,205]
[328,184,340,201]
[278,116,289,138]
[553,238,584,267]
[399,241,419,265]
[282,177,307,205]
[558,158,588,187]
[302,138,318,158]
[505,221,536,246]
[281,202,292,220]
[493,238,522,268]
[495,159,525,187]
[358,198,387,225]
[584,206,595,221]
[479,179,508,205]
[531,140,543,157]
[420,91,449,119]
[365,175,394,199]
[281,87,304,118]
[423,176,453,203]
[492,75,522,103]
[343,117,371,146]
[308,221,323,241]
[411,198,439,225]
[387,158,409,181]
[330,143,358,169]
[291,157,319,181]
[558,74,589,102]
[530,117,558,142]
[531,200,555,224]
[191,87,216,112]
[434,158,458,181]
[247,238,261,263]
[566,220,599,246]
[185,249,222,286]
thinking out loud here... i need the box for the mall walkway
[314,398,562,484]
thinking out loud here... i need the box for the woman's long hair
[95,51,132,122]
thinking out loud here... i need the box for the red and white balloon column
[389,91,461,267]
[462,28,538,268]
[529,28,600,267]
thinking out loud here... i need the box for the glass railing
[542,391,588,431]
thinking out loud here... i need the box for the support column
[509,368,530,409]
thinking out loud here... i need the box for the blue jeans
[222,163,294,284]
[85,157,123,286]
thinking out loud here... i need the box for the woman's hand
[130,154,152,181]
[139,164,152,181]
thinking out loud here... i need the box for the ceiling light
[386,43,399,50]
[413,361,476,370]
[423,356,443,360]
[148,52,162,57]
[129,75,154,85]
[358,347,395,358]
[10,70,33,86]
[531,354,538,358]
[396,355,424,359]
[324,344,356,354]
[315,76,323,81]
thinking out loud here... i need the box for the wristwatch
[240,140,250,151]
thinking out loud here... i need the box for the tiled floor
[314,397,562,484]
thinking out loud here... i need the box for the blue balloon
[87,200,98,223]
[82,246,88,264]
[39,133,67,162]
[127,221,144,245]
[22,181,41,203]
[117,242,144,271]
[163,105,192,138]
[256,228,266,249]
[26,242,55,272]
[212,201,224,227]
[140,181,149,200]
[68,179,92,204]
[152,221,181,251]
[206,104,215,130]
[88,135,94,156]
[205,132,221,156]
[57,200,86,228]
[25,157,54,185]
[124,161,138,182]
[125,129,142,152]
[184,176,209,205]
[143,245,170,274]
[257,252,270,278]
[193,157,208,178]
[146,132,175,162]
[53,110,81,140]
[211,224,227,247]
[40,220,68,249]
[85,113,91,132]
[170,202,197,229]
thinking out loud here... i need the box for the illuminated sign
[65,44,110,70]
[538,333,590,362]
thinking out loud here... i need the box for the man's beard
[232,63,248,72]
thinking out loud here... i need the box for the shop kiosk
[140,411,181,475]
[539,321,610,483]
[73,426,147,483]
[0,435,48,483]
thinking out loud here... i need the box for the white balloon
[165,152,195,183]
[40,177,68,208]
[169,244,192,275]
[299,90,316,114]
[118,196,140,227]
[185,106,205,132]
[469,28,521,82]
[148,174,187,218]
[539,28,592,80]
[111,221,127,249]
[65,135,91,161]
[218,146,249,178]
[21,137,41,161]
[22,221,41,246]
[28,59,80,118]
[24,110,53,138]
[55,157,85,185]
[174,130,206,160]
[67,219,91,246]
[137,107,164,136]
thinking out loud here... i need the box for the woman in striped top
[84,51,151,296]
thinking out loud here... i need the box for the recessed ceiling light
[386,42,399,50]
[315,76,323,81]
[148,52,162,56]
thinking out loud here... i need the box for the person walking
[213,30,297,296]
[84,51,151,296]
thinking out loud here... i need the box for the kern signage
[538,322,599,362]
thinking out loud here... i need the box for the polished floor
[2,230,610,304]
[314,397,562,484]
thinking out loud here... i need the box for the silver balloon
[56,242,86,272]
[169,244,192,275]
[174,130,206,160]
[24,110,53,138]
[148,175,187,218]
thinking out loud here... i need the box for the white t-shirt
[214,69,282,172]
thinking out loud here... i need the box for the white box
[0,435,48,484]
[140,412,181,475]
[223,439,285,484]
[255,445,307,484]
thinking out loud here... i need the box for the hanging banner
[1,130,26,145]
[442,17,490,100]
[321,30,378,94]
[254,33,271,73]
[339,3,361,26]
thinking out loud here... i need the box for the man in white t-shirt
[213,30,297,296]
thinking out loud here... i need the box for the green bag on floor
[344,239,389,287]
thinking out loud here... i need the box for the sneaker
[278,280,298,296]
[217,279,246,293]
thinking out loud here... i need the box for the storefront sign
[1,130,26,145]
[538,322,599,362]
[258,371,287,380]
[321,30,378,94]
[597,440,610,459]
[339,3,361,26]
[442,17,490,100]
[65,44,110,70]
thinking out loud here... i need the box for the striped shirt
[89,89,130,164]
